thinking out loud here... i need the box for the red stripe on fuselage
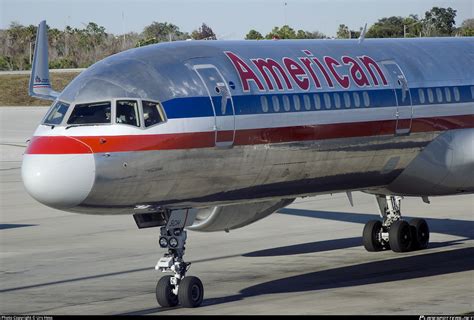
[26,136,93,154]
[25,115,474,155]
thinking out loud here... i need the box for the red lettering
[283,57,309,90]
[251,58,293,90]
[358,56,388,86]
[342,56,370,87]
[299,57,322,88]
[324,56,350,89]
[224,51,264,92]
[312,57,334,88]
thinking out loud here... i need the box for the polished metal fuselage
[29,38,474,214]
[75,132,434,214]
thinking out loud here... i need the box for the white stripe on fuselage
[33,102,473,137]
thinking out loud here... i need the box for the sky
[0,0,472,39]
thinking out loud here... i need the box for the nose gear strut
[154,208,203,308]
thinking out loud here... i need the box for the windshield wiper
[65,124,83,130]
[42,123,56,129]
[66,124,105,130]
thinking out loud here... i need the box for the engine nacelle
[187,199,295,232]
[385,128,474,196]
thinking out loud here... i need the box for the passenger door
[381,61,413,135]
[194,64,236,148]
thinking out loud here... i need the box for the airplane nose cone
[22,137,95,209]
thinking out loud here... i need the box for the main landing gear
[363,195,430,253]
[149,210,204,308]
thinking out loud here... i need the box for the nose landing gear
[153,209,203,308]
[363,195,430,253]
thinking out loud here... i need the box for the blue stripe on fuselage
[162,85,474,119]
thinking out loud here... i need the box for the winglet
[358,23,367,44]
[29,20,59,101]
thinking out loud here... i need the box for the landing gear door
[194,64,236,148]
[381,61,413,135]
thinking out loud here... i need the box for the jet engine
[385,128,474,196]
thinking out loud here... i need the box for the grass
[0,72,80,106]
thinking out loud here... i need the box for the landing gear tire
[178,276,204,308]
[363,220,384,252]
[389,220,412,252]
[153,209,204,308]
[409,218,430,250]
[156,275,179,308]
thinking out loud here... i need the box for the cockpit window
[67,101,111,125]
[143,101,165,127]
[116,100,140,127]
[43,101,70,125]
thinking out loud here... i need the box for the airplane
[22,20,473,308]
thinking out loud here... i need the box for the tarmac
[1,107,473,315]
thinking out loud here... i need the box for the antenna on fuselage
[358,23,367,44]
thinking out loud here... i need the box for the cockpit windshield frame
[141,99,167,129]
[42,98,167,129]
[114,99,142,128]
[42,100,71,126]
[111,98,167,129]
[66,101,113,126]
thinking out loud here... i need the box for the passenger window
[43,101,70,125]
[453,87,460,102]
[344,92,351,108]
[334,93,341,109]
[427,88,434,103]
[363,91,370,107]
[436,88,443,103]
[293,95,301,111]
[303,95,311,110]
[116,100,140,127]
[67,101,111,125]
[272,96,280,112]
[324,93,331,109]
[353,92,360,107]
[445,87,451,102]
[314,94,321,110]
[418,89,425,104]
[261,96,269,112]
[283,95,291,111]
[143,101,165,127]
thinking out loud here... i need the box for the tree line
[0,21,217,71]
[246,7,473,39]
[0,6,472,71]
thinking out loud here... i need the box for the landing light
[159,237,168,248]
[169,237,179,248]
